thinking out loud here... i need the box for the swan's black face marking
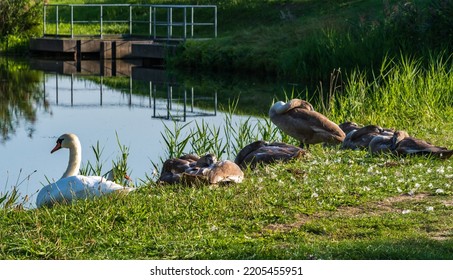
[51,137,64,154]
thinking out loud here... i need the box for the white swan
[36,133,134,208]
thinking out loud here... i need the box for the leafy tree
[0,0,42,49]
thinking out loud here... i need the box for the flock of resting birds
[36,98,453,208]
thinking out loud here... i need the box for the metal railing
[43,4,217,41]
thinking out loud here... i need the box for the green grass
[1,147,452,259]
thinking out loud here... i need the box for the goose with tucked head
[339,121,361,136]
[36,133,134,208]
[158,154,200,184]
[269,99,345,148]
[392,131,453,159]
[368,134,395,155]
[342,124,394,150]
[235,140,306,169]
[182,154,244,186]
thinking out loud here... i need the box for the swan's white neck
[61,138,82,178]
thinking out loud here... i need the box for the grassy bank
[1,56,452,259]
[170,0,453,84]
[1,148,452,259]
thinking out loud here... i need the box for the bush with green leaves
[0,0,42,52]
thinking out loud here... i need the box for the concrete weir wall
[29,38,169,61]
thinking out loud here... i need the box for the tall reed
[158,100,285,163]
[320,54,453,129]
[80,133,133,186]
[1,169,36,210]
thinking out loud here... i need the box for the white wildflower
[402,209,411,214]
[311,192,319,198]
[426,206,434,212]
[426,168,432,174]
[397,187,403,193]
[435,189,445,194]
[436,166,445,174]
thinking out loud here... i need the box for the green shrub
[0,0,42,52]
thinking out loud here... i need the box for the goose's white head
[51,133,80,154]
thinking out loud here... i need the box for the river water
[0,58,296,208]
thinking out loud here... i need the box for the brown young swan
[269,99,345,148]
[234,140,306,169]
[392,131,453,159]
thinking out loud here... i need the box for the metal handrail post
[153,6,156,39]
[183,7,187,41]
[214,6,217,38]
[129,5,133,36]
[56,5,59,36]
[100,5,103,38]
[43,4,46,36]
[167,7,173,39]
[191,7,194,38]
[70,5,74,38]
[149,6,152,37]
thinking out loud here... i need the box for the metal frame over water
[43,4,217,40]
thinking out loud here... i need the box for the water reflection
[0,58,48,142]
[43,73,217,122]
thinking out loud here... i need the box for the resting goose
[269,99,345,148]
[234,140,306,169]
[36,133,134,208]
[339,121,361,136]
[159,154,244,186]
[368,134,395,155]
[182,154,244,185]
[342,124,394,150]
[158,154,200,184]
[392,131,453,159]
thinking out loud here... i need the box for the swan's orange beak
[51,142,62,153]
